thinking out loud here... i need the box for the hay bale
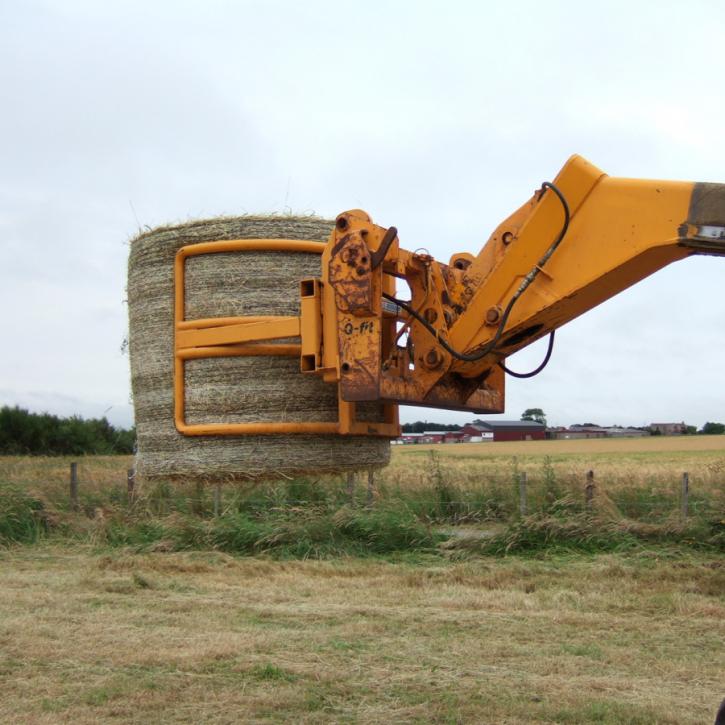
[128,215,391,481]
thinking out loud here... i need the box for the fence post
[213,482,222,517]
[585,470,595,510]
[680,472,689,519]
[192,480,204,515]
[367,469,375,508]
[519,471,527,516]
[69,462,79,511]
[127,468,136,505]
[346,471,356,506]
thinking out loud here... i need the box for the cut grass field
[0,544,723,724]
[0,438,723,722]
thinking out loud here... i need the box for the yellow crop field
[386,436,725,501]
[396,434,725,456]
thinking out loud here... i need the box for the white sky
[2,0,725,430]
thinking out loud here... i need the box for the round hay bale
[127,215,391,481]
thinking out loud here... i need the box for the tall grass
[0,486,46,545]
[93,503,441,558]
[0,450,722,555]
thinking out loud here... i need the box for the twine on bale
[127,215,391,482]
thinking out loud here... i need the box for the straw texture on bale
[128,215,391,481]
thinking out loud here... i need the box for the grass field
[0,438,723,722]
[0,544,723,724]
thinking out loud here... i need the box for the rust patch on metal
[340,343,380,401]
[687,182,725,226]
[329,231,374,314]
[679,182,725,255]
[379,367,504,413]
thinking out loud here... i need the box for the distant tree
[401,421,461,433]
[521,408,547,426]
[700,421,725,435]
[684,425,697,435]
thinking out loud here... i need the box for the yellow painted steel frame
[173,239,399,437]
[173,155,725,431]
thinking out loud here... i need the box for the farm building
[443,430,467,443]
[549,425,650,440]
[650,422,687,436]
[394,431,463,445]
[554,425,609,439]
[462,421,545,442]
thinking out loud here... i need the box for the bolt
[502,231,514,245]
[424,308,438,324]
[486,306,502,325]
[423,349,442,369]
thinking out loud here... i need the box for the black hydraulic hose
[384,180,569,365]
[499,330,555,378]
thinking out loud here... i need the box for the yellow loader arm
[303,155,725,415]
[174,155,725,437]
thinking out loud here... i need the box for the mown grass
[0,544,722,724]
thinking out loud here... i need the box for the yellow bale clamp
[173,238,400,437]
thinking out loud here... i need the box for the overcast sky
[2,0,725,430]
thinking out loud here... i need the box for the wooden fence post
[367,469,375,508]
[519,471,527,516]
[213,483,222,517]
[193,480,204,515]
[681,472,689,519]
[346,471,356,506]
[585,470,595,510]
[69,462,79,511]
[127,468,136,505]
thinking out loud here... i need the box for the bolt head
[486,306,501,324]
[424,349,442,369]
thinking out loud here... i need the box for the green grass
[93,504,442,558]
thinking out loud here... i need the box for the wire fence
[2,458,721,527]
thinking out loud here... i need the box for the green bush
[0,405,135,455]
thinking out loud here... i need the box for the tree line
[0,406,135,456]
[401,421,462,433]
